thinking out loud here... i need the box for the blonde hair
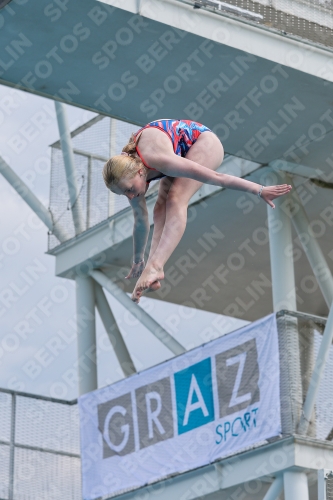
[102,133,147,189]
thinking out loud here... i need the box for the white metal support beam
[90,269,186,356]
[76,275,97,395]
[298,303,333,435]
[263,476,283,500]
[270,160,330,185]
[288,179,333,308]
[267,172,296,311]
[267,172,302,429]
[55,101,85,235]
[94,282,136,377]
[283,471,309,500]
[0,156,68,242]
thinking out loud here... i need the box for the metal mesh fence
[277,310,333,440]
[327,474,333,500]
[0,392,11,443]
[0,445,10,500]
[0,390,80,500]
[48,117,142,251]
[315,327,333,441]
[15,397,80,454]
[183,0,333,50]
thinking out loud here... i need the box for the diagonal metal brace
[263,475,283,500]
[90,269,186,356]
[94,282,136,377]
[0,155,68,242]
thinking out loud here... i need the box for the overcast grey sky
[0,84,247,400]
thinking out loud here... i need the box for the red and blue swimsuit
[134,119,211,181]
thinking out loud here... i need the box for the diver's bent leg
[132,132,224,301]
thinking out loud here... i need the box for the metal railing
[0,389,80,500]
[48,116,141,251]
[179,0,333,50]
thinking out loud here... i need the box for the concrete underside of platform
[1,0,333,166]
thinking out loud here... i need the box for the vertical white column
[267,171,301,429]
[76,275,97,395]
[86,155,92,230]
[284,471,309,500]
[55,101,85,235]
[267,182,296,312]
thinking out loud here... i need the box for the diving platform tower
[1,0,333,498]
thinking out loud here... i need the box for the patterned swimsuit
[134,119,211,182]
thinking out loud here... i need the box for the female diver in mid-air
[103,119,291,303]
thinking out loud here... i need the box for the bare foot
[131,266,164,302]
[147,280,161,293]
[131,280,161,303]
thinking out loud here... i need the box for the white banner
[79,314,281,500]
